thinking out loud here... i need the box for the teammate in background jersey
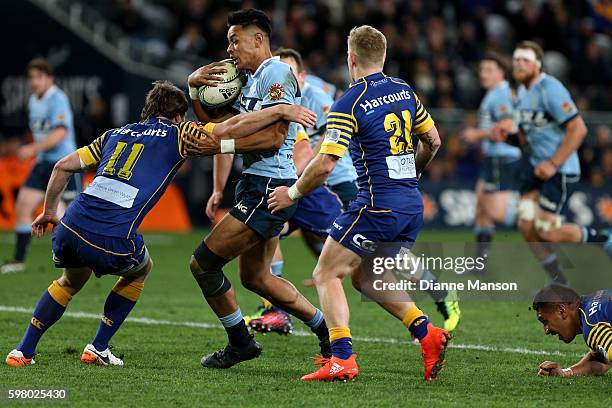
[268,26,450,382]
[1,58,79,275]
[305,74,337,100]
[244,48,343,335]
[185,9,332,369]
[511,41,611,283]
[462,54,521,272]
[5,80,315,367]
[533,284,610,376]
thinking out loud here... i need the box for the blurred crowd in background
[2,0,611,190]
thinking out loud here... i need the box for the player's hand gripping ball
[198,59,247,108]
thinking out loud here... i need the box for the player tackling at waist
[5,80,315,367]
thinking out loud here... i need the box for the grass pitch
[0,229,610,407]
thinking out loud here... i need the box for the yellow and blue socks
[402,307,429,341]
[329,326,352,360]
[17,280,72,358]
[92,278,143,351]
[14,223,32,262]
[219,308,250,347]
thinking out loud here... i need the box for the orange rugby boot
[5,349,35,366]
[420,323,451,381]
[301,354,358,382]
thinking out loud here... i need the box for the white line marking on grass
[0,305,575,357]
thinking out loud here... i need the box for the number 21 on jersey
[384,110,413,155]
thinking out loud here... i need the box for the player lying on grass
[5,80,316,367]
[268,25,450,382]
[533,284,610,377]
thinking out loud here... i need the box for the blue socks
[17,281,72,358]
[91,279,143,350]
[219,308,250,347]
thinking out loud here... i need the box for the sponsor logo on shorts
[332,222,343,231]
[352,234,377,253]
[235,201,248,214]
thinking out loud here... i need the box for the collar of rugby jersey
[350,72,384,88]
[252,56,281,77]
[36,84,58,101]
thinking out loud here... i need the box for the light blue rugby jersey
[305,74,337,99]
[478,81,521,160]
[301,83,357,186]
[516,73,581,175]
[232,56,298,179]
[28,85,76,162]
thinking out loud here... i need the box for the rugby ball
[198,59,246,108]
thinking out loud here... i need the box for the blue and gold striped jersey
[63,117,214,238]
[579,289,612,362]
[320,72,434,213]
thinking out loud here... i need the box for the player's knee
[189,255,203,276]
[240,274,266,294]
[191,242,231,297]
[534,216,562,242]
[518,199,536,222]
[57,272,88,295]
[132,259,153,283]
[15,199,32,220]
[517,199,536,233]
[312,263,346,287]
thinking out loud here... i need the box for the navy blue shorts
[24,161,82,200]
[52,221,149,278]
[229,174,297,238]
[329,181,358,209]
[329,202,423,257]
[518,160,579,215]
[480,156,521,193]
[282,185,342,238]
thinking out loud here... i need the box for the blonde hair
[348,25,387,67]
